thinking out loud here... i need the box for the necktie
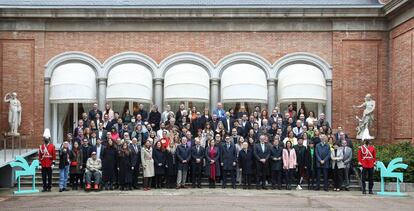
[197,146,199,153]
[227,144,230,149]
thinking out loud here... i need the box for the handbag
[70,161,78,167]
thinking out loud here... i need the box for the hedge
[352,141,414,183]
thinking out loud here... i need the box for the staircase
[18,151,362,191]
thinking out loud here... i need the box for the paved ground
[0,188,413,211]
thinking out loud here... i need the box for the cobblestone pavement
[0,188,413,211]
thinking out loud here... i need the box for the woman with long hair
[117,142,132,191]
[102,139,117,190]
[141,140,155,191]
[205,139,220,188]
[69,141,83,190]
[153,141,167,189]
[283,140,297,190]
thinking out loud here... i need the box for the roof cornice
[0,7,385,19]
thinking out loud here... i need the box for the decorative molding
[216,52,272,79]
[273,52,333,80]
[102,51,158,79]
[158,52,215,78]
[44,51,102,79]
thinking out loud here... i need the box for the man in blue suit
[315,134,331,191]
[213,102,226,120]
[221,135,237,189]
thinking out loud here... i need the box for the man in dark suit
[253,135,271,189]
[221,135,237,189]
[222,112,235,134]
[92,138,104,160]
[176,137,192,189]
[238,142,254,189]
[129,137,141,189]
[191,138,205,188]
[88,103,102,122]
[97,122,107,140]
[270,138,283,190]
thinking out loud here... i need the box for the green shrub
[352,141,414,182]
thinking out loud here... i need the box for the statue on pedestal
[4,92,21,136]
[353,94,375,140]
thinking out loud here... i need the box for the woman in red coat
[357,140,376,194]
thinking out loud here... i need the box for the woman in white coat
[331,141,345,191]
[141,140,154,191]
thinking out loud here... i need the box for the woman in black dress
[118,142,132,191]
[166,137,178,188]
[102,139,117,190]
[153,141,167,188]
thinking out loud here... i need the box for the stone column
[326,79,333,125]
[98,78,107,111]
[267,79,276,113]
[154,78,164,110]
[210,78,220,113]
[52,103,58,146]
[44,78,51,130]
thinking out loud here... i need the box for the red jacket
[38,143,56,168]
[357,145,376,168]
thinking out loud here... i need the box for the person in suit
[148,105,161,131]
[305,140,317,190]
[129,137,141,189]
[153,141,167,189]
[238,142,254,189]
[253,135,271,189]
[88,103,102,122]
[283,140,297,190]
[80,138,93,188]
[222,112,234,134]
[176,137,191,189]
[341,140,353,191]
[191,137,205,188]
[92,138,104,160]
[221,135,237,189]
[205,139,220,188]
[331,141,345,191]
[213,102,226,120]
[97,122,108,141]
[270,138,283,190]
[315,134,331,191]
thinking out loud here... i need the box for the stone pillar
[98,78,107,111]
[44,78,51,130]
[326,79,333,125]
[210,78,220,113]
[154,78,163,110]
[52,103,58,146]
[267,79,276,113]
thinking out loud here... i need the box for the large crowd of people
[38,102,377,194]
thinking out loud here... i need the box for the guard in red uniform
[38,128,56,192]
[357,140,376,194]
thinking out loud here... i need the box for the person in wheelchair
[85,151,102,190]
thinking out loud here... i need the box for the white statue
[353,93,375,140]
[4,92,21,135]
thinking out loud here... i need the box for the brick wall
[0,29,403,146]
[390,18,414,144]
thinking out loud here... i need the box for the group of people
[38,102,377,194]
